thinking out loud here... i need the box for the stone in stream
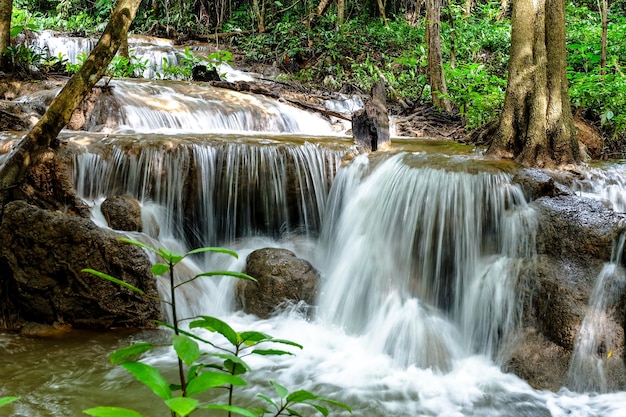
[236,248,319,319]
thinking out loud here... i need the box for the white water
[51,137,626,416]
[566,234,626,393]
[3,32,626,416]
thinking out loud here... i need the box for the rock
[192,65,221,82]
[0,201,160,329]
[513,169,562,201]
[352,80,390,152]
[101,194,143,232]
[504,328,571,391]
[532,195,624,262]
[20,321,72,338]
[236,248,319,318]
[503,194,626,391]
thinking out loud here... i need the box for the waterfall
[317,153,536,367]
[72,136,349,248]
[566,234,626,393]
[71,79,340,135]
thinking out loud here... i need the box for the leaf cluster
[82,238,351,417]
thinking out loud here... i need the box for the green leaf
[311,404,329,416]
[287,390,318,403]
[0,397,19,407]
[151,263,170,276]
[319,397,352,412]
[251,349,295,356]
[271,381,288,399]
[117,238,158,254]
[121,362,172,400]
[189,316,238,346]
[264,339,303,350]
[173,334,201,366]
[157,248,184,264]
[83,407,148,417]
[194,271,257,282]
[164,397,199,417]
[81,269,145,295]
[199,404,260,417]
[109,342,154,364]
[213,353,251,373]
[185,247,240,258]
[239,331,272,344]
[285,407,303,416]
[257,394,278,411]
[177,271,257,288]
[224,359,248,375]
[186,371,247,396]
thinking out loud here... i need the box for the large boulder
[101,194,143,232]
[236,248,319,318]
[0,200,160,329]
[504,191,626,391]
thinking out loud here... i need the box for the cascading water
[4,33,626,417]
[75,79,341,135]
[317,153,536,368]
[566,234,626,393]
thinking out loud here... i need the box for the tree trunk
[0,0,142,206]
[600,0,608,76]
[487,0,579,167]
[338,0,345,26]
[0,0,12,71]
[253,0,266,32]
[426,0,452,113]
[497,0,510,21]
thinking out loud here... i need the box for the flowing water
[2,35,626,416]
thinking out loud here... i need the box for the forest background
[2,0,626,157]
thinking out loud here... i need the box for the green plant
[107,54,149,78]
[82,238,351,417]
[0,397,19,408]
[65,51,87,73]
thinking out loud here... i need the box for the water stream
[2,34,626,416]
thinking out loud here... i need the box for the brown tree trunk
[0,0,13,71]
[338,0,345,26]
[497,0,510,21]
[487,0,578,167]
[253,0,266,32]
[426,0,452,113]
[600,0,608,76]
[0,0,142,206]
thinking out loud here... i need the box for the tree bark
[600,0,608,76]
[487,0,578,167]
[426,0,452,113]
[0,0,13,71]
[0,0,142,206]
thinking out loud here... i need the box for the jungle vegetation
[2,0,626,161]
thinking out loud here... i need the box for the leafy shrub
[82,239,351,417]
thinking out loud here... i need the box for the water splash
[317,153,536,366]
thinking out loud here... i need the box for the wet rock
[236,248,319,318]
[513,169,561,201]
[101,194,143,232]
[352,80,390,152]
[192,64,221,82]
[20,321,72,338]
[532,195,624,262]
[505,195,626,391]
[0,201,160,329]
[504,328,571,392]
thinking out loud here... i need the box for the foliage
[82,238,351,417]
[156,47,233,80]
[0,397,19,408]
